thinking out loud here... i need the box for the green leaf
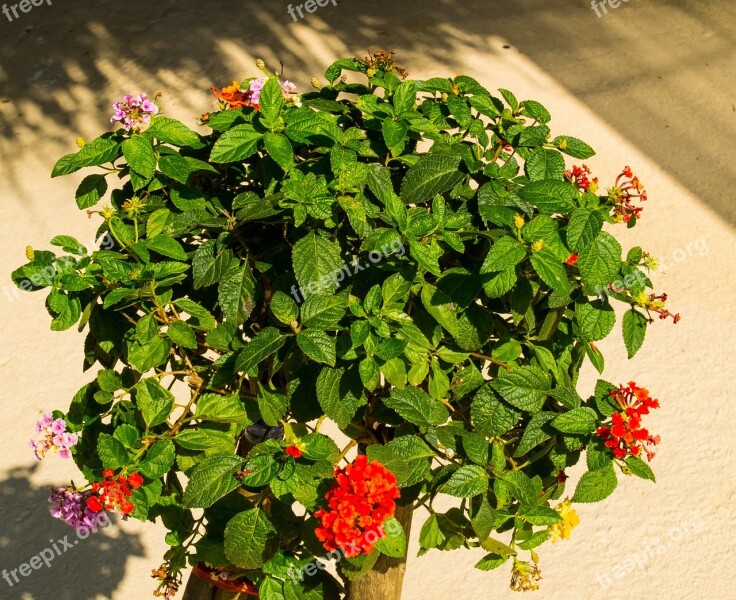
[384,387,449,428]
[128,336,170,373]
[481,237,526,272]
[316,367,366,429]
[400,154,464,203]
[192,240,233,289]
[139,440,175,479]
[264,132,295,170]
[146,234,188,261]
[517,506,563,526]
[122,136,157,180]
[260,78,285,125]
[136,313,158,344]
[301,292,348,329]
[147,116,202,147]
[625,456,656,482]
[366,436,434,487]
[514,412,556,457]
[382,119,408,156]
[183,454,245,508]
[195,393,248,423]
[492,366,550,413]
[97,433,128,469]
[292,233,343,295]
[566,208,604,252]
[579,232,622,293]
[518,180,577,215]
[219,262,256,326]
[622,309,648,359]
[224,508,278,569]
[235,328,286,374]
[530,249,571,295]
[551,407,598,435]
[297,330,337,366]
[75,174,108,209]
[271,291,299,325]
[210,125,263,163]
[257,387,288,427]
[553,136,596,159]
[419,514,446,550]
[471,383,520,437]
[135,378,175,427]
[475,554,508,572]
[167,320,198,349]
[97,369,122,393]
[572,464,618,503]
[576,299,616,341]
[376,518,407,558]
[441,465,489,498]
[301,434,340,462]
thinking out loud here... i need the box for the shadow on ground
[0,465,144,599]
[0,0,733,224]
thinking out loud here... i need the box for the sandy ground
[0,1,734,598]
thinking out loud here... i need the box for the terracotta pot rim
[192,564,259,596]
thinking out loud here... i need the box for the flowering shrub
[14,52,677,598]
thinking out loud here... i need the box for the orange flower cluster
[314,456,400,558]
[596,382,660,461]
[86,470,143,515]
[210,80,253,110]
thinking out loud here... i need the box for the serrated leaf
[518,180,577,214]
[579,231,622,293]
[481,237,526,273]
[139,439,175,479]
[471,383,520,437]
[316,367,365,429]
[623,309,648,359]
[551,407,598,434]
[366,436,434,487]
[567,208,604,252]
[235,328,286,374]
[572,464,618,503]
[122,136,157,180]
[441,465,489,498]
[75,174,108,209]
[297,330,337,366]
[576,299,616,341]
[210,125,263,163]
[625,456,656,482]
[184,454,245,509]
[292,233,343,295]
[492,366,550,413]
[400,154,464,203]
[97,433,128,469]
[384,387,449,428]
[148,116,202,147]
[224,508,278,569]
[135,378,175,427]
[553,136,596,159]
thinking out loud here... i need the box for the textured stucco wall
[1,1,734,599]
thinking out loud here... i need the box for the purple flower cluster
[29,413,78,460]
[49,487,106,532]
[110,93,159,131]
[246,78,298,107]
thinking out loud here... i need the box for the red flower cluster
[637,292,681,324]
[566,164,598,192]
[285,445,302,459]
[86,470,144,515]
[314,456,400,558]
[597,382,661,461]
[565,253,579,266]
[610,166,648,222]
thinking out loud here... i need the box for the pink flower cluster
[110,93,159,131]
[29,413,78,460]
[49,486,106,532]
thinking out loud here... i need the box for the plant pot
[183,564,259,599]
